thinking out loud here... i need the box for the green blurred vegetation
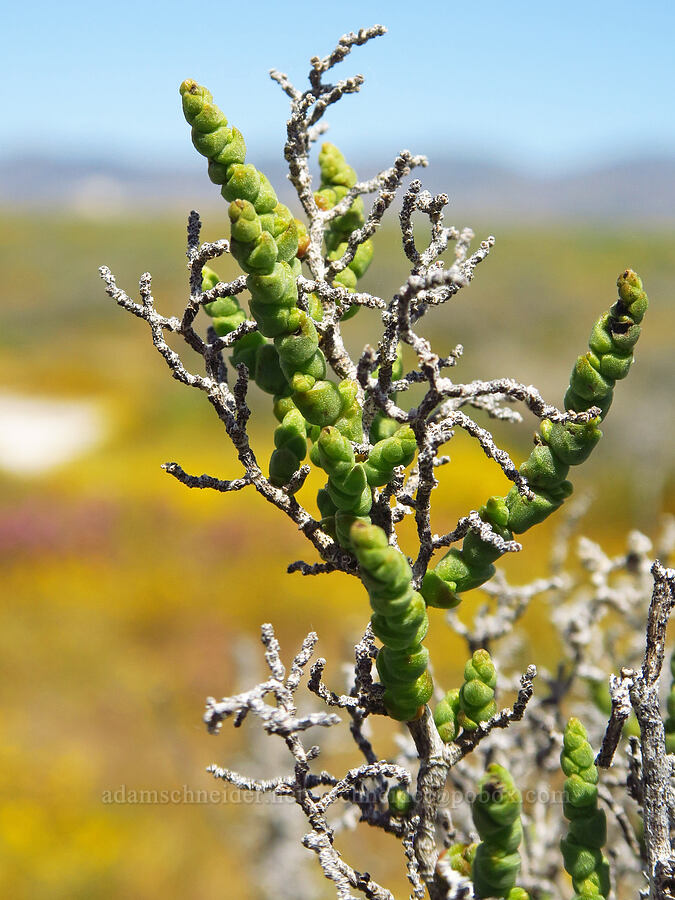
[1,211,673,898]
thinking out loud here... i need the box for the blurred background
[2,1,674,897]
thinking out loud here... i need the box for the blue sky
[5,0,675,174]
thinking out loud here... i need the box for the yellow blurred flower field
[1,213,673,898]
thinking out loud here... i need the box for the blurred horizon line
[3,150,675,223]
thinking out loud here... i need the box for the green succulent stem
[434,649,498,742]
[458,650,498,731]
[315,142,374,318]
[560,718,610,899]
[350,521,432,721]
[311,420,416,544]
[434,688,461,743]
[181,80,362,487]
[422,270,648,610]
[471,764,525,898]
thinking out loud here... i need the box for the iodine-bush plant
[101,25,675,900]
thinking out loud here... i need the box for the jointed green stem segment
[458,650,497,731]
[434,688,461,742]
[311,426,428,721]
[350,521,431,721]
[181,80,371,489]
[422,270,649,610]
[315,142,374,316]
[560,718,610,900]
[434,649,498,742]
[311,423,416,541]
[471,764,527,899]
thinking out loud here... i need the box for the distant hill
[2,153,674,223]
[417,156,675,223]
